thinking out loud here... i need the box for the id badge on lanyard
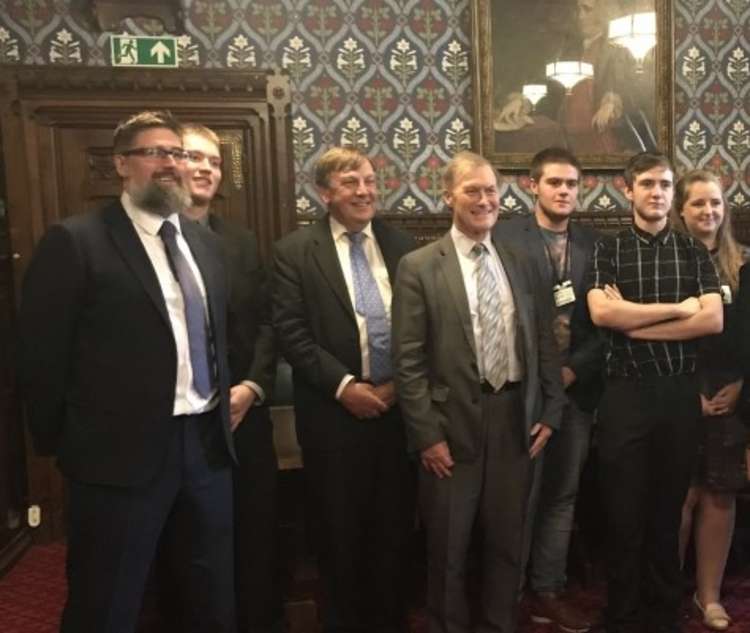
[553,280,575,307]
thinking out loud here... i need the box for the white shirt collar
[450,224,493,258]
[329,214,374,242]
[121,191,181,237]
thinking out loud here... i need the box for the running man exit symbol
[111,35,178,68]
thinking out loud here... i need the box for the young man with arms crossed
[587,151,723,633]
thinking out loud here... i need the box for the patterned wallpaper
[0,0,748,217]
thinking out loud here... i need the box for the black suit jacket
[272,215,416,452]
[209,214,276,400]
[18,201,235,486]
[494,214,604,411]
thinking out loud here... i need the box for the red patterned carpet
[2,542,750,633]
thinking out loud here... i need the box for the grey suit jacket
[392,231,565,461]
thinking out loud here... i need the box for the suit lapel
[569,223,586,290]
[311,217,356,321]
[372,218,398,282]
[493,238,528,365]
[437,233,476,356]
[523,214,552,284]
[103,203,170,327]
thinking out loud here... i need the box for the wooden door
[0,66,295,542]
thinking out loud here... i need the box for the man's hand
[603,283,623,300]
[420,441,454,479]
[529,423,553,459]
[230,384,257,431]
[373,381,396,409]
[606,284,700,327]
[340,382,389,419]
[592,92,623,132]
[676,296,701,319]
[561,366,577,388]
[700,394,720,417]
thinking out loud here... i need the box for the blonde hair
[182,122,220,148]
[442,151,495,193]
[671,169,745,292]
[314,147,373,188]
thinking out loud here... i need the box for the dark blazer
[494,214,604,412]
[18,200,235,486]
[272,215,416,451]
[209,214,276,399]
[392,232,566,461]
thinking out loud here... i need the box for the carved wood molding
[374,210,750,245]
[0,66,290,109]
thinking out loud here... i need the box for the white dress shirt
[329,215,393,397]
[450,224,522,383]
[122,192,217,415]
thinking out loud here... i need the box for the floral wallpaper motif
[0,0,748,216]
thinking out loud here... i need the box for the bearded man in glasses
[18,111,237,633]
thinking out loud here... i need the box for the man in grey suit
[393,151,566,633]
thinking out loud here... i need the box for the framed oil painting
[471,0,673,169]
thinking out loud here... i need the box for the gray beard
[131,180,191,217]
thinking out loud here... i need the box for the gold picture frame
[471,0,673,170]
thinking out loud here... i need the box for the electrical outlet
[27,505,41,528]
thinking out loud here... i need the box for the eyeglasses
[119,146,188,162]
[185,150,222,169]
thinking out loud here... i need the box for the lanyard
[539,227,571,286]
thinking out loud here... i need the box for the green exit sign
[111,35,178,68]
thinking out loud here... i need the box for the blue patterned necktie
[472,242,508,390]
[346,231,392,384]
[159,220,214,397]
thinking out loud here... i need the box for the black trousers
[303,409,415,633]
[597,374,700,632]
[62,410,235,633]
[233,407,284,633]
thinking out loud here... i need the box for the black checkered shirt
[587,224,721,378]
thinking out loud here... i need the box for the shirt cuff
[241,380,265,405]
[335,374,356,400]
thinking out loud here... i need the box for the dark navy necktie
[346,231,392,385]
[159,220,214,397]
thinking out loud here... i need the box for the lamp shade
[522,83,548,107]
[545,61,594,94]
[609,12,656,64]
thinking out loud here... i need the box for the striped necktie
[472,242,508,390]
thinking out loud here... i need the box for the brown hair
[623,151,672,188]
[182,122,220,148]
[314,147,373,188]
[442,151,495,192]
[530,147,581,182]
[671,169,745,291]
[112,110,182,154]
